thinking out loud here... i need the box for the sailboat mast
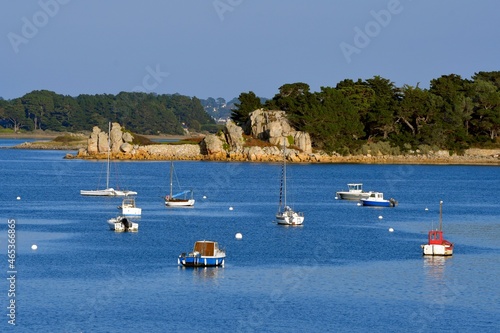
[106,122,111,189]
[277,140,285,212]
[283,140,287,208]
[169,161,174,197]
[439,200,443,231]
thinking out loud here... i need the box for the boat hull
[81,189,137,197]
[276,212,304,225]
[361,199,397,207]
[120,198,142,216]
[108,221,125,232]
[81,189,116,196]
[178,256,225,267]
[421,244,453,256]
[336,192,371,200]
[165,199,195,207]
[122,208,142,217]
[112,190,137,197]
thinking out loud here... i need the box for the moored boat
[275,140,304,225]
[276,206,304,226]
[81,188,137,197]
[165,190,195,207]
[80,123,137,197]
[178,240,225,267]
[107,216,139,232]
[119,197,142,217]
[165,161,195,207]
[360,192,397,207]
[336,183,371,200]
[422,201,453,256]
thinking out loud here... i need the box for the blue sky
[1,0,499,101]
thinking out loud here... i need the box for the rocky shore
[9,110,500,165]
[68,146,500,165]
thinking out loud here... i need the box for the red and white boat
[421,201,454,256]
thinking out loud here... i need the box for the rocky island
[61,110,500,165]
[11,109,499,165]
[69,110,312,162]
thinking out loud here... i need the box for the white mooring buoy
[31,244,38,250]
[388,228,394,233]
[235,233,243,240]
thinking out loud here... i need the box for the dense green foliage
[232,72,500,153]
[230,91,263,126]
[0,91,215,135]
[3,71,499,153]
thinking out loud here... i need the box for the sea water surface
[0,141,499,332]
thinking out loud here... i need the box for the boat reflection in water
[423,255,452,280]
[178,266,225,281]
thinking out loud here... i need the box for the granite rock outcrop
[71,114,500,165]
[248,109,312,153]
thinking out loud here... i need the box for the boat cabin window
[429,231,443,243]
[348,184,362,191]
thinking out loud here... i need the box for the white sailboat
[275,140,304,225]
[164,161,195,207]
[80,123,137,197]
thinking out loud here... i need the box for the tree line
[232,72,500,154]
[0,90,217,135]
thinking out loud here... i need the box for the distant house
[216,117,230,124]
[181,122,189,134]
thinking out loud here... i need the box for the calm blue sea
[0,140,499,332]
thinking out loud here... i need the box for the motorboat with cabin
[119,197,142,217]
[422,201,453,256]
[360,192,397,207]
[178,240,225,267]
[107,216,139,232]
[336,183,371,200]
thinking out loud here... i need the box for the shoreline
[0,132,191,140]
[70,150,500,166]
[4,133,499,166]
[9,147,500,165]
